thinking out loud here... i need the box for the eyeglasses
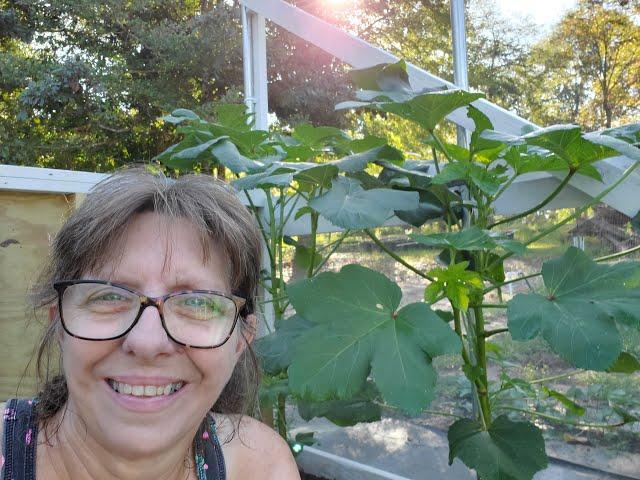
[53,280,246,349]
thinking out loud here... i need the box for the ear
[48,305,58,323]
[235,314,257,355]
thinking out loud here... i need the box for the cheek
[61,337,115,388]
[190,344,240,391]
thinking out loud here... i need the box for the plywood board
[0,191,74,401]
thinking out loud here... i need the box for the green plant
[157,60,640,480]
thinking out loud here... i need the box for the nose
[121,305,179,359]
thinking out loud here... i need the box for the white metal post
[241,6,274,334]
[450,0,470,148]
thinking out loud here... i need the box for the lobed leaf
[286,265,460,413]
[507,247,640,370]
[448,415,548,480]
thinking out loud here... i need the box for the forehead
[92,212,229,291]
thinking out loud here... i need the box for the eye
[92,292,127,302]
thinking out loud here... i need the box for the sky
[494,0,578,26]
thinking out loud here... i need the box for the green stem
[488,170,576,229]
[483,272,541,294]
[595,243,640,262]
[430,130,455,163]
[497,406,626,429]
[313,230,350,276]
[476,303,507,309]
[473,306,492,428]
[482,327,509,338]
[373,401,465,419]
[491,173,517,204]
[503,161,640,265]
[276,393,287,439]
[431,146,441,174]
[243,190,274,266]
[265,193,283,320]
[529,370,583,385]
[364,229,435,281]
[307,210,319,278]
[276,192,302,240]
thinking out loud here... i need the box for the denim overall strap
[195,414,226,480]
[2,398,38,480]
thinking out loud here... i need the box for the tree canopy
[1,0,638,169]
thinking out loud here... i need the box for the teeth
[109,380,183,397]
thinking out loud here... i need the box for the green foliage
[507,247,640,370]
[287,264,461,414]
[309,177,419,229]
[156,57,640,480]
[448,415,548,480]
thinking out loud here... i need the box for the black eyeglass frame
[53,280,247,349]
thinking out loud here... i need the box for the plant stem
[373,401,465,419]
[307,210,319,278]
[265,193,283,319]
[243,190,274,266]
[491,172,517,204]
[595,243,640,262]
[488,170,576,229]
[476,303,507,309]
[364,229,435,281]
[430,130,455,163]
[431,146,441,174]
[505,161,640,264]
[482,327,509,338]
[529,370,583,385]
[497,406,626,429]
[276,393,288,438]
[473,306,492,428]
[313,230,350,275]
[483,272,542,294]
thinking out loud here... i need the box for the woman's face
[59,212,248,459]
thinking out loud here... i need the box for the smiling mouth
[106,379,184,397]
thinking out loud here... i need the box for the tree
[526,0,640,129]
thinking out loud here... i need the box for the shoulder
[213,414,300,480]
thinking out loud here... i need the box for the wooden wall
[0,191,76,401]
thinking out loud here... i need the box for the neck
[38,407,197,480]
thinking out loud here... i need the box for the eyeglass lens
[60,283,237,347]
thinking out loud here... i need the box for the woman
[1,168,300,479]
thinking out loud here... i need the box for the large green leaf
[292,123,350,148]
[309,177,419,229]
[412,226,525,254]
[522,125,617,179]
[507,247,640,370]
[210,140,264,173]
[349,60,412,94]
[374,90,485,132]
[601,123,640,144]
[503,145,568,175]
[448,415,548,480]
[330,145,404,173]
[432,161,506,196]
[231,164,297,190]
[606,352,640,373]
[297,383,382,427]
[378,160,433,191]
[583,131,640,162]
[287,264,461,413]
[254,315,315,375]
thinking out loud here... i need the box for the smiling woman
[0,168,300,480]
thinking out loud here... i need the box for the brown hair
[29,167,263,432]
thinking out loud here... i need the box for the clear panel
[164,293,237,347]
[62,283,139,339]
